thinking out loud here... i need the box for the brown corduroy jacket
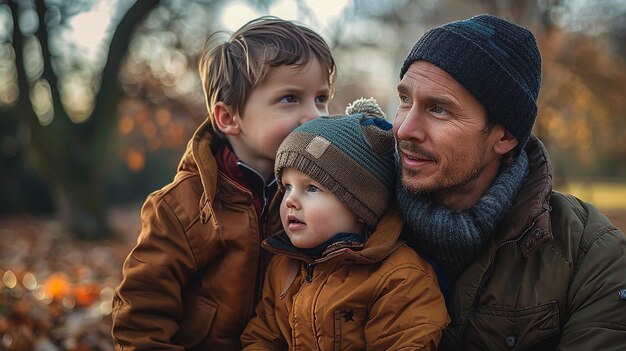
[112,119,282,350]
[241,208,450,350]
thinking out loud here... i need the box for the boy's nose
[300,113,316,125]
[300,103,323,125]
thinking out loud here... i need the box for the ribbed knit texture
[275,102,395,228]
[396,151,529,280]
[400,14,541,152]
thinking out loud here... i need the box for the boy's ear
[493,126,519,155]
[214,102,240,136]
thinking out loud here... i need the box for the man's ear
[214,102,240,136]
[493,126,519,156]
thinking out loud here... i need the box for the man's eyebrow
[396,83,459,107]
[396,83,409,94]
[431,96,458,107]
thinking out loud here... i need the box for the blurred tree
[0,0,277,239]
[0,106,54,214]
[534,0,626,181]
[1,0,160,239]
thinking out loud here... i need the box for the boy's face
[231,59,330,179]
[279,168,364,249]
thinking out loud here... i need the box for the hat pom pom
[345,97,386,118]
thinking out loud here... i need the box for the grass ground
[557,181,626,211]
[557,181,626,231]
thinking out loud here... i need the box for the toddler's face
[232,59,330,178]
[279,168,364,249]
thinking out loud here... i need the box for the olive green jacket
[438,136,626,351]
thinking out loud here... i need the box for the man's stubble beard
[399,140,488,201]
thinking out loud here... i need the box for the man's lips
[396,141,438,166]
[398,149,435,167]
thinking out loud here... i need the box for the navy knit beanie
[400,14,541,151]
[275,98,395,228]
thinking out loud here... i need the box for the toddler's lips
[286,214,305,230]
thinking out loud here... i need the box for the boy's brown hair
[198,16,336,132]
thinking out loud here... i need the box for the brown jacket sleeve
[111,191,219,350]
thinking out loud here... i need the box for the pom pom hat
[275,98,395,228]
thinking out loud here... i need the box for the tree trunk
[8,0,160,239]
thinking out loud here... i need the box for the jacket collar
[179,118,253,224]
[495,135,554,256]
[262,206,405,264]
[178,118,219,202]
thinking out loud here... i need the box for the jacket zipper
[237,161,278,311]
[305,263,315,283]
[456,221,536,348]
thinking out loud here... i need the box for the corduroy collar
[494,135,553,255]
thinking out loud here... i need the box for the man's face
[393,61,507,209]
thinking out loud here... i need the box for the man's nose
[395,108,426,142]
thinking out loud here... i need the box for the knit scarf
[396,151,529,280]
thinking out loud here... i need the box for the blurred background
[0,0,624,349]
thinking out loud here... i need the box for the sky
[67,0,351,63]
[218,0,350,32]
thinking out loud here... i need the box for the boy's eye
[307,185,319,192]
[279,95,297,103]
[315,95,328,104]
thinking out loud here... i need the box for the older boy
[112,17,336,350]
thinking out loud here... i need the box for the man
[394,14,626,350]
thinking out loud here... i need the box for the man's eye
[279,95,297,103]
[431,106,445,114]
[307,185,319,192]
[399,95,410,104]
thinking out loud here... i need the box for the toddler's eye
[284,184,293,191]
[307,185,319,192]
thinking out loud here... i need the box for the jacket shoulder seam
[152,171,198,198]
[158,194,199,269]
